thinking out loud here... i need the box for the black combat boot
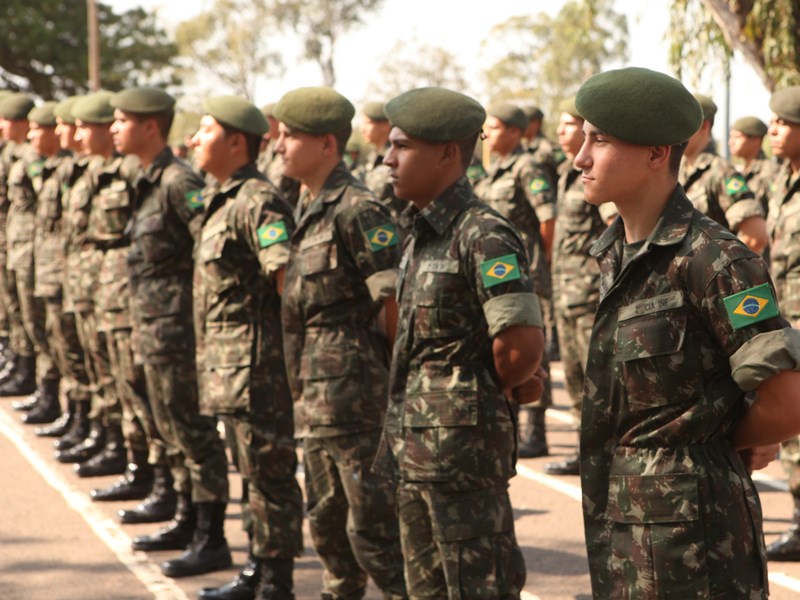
[131,493,195,551]
[119,465,177,524]
[11,389,39,411]
[544,452,580,476]
[0,346,17,385]
[55,419,105,464]
[767,492,800,561]
[22,378,61,425]
[199,551,263,599]
[0,353,36,397]
[161,502,232,578]
[54,400,90,451]
[36,398,74,437]
[254,558,295,600]
[91,452,153,501]
[75,422,126,477]
[518,406,549,459]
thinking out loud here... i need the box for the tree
[270,0,386,87]
[480,0,628,136]
[0,1,179,98]
[668,0,800,91]
[175,0,283,100]
[364,39,469,100]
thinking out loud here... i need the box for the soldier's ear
[441,141,459,168]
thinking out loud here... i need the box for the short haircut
[220,122,261,163]
[669,142,687,176]
[457,132,480,170]
[130,110,174,140]
[331,125,352,157]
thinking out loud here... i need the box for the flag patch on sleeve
[725,175,748,195]
[723,283,779,330]
[366,224,398,252]
[257,220,288,248]
[185,189,204,209]
[530,178,550,193]
[480,254,521,288]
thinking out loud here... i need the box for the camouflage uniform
[376,176,541,599]
[194,163,303,559]
[127,146,227,503]
[524,135,564,191]
[679,152,764,232]
[257,139,301,208]
[282,161,405,599]
[362,143,406,223]
[582,187,778,598]
[740,156,779,214]
[552,160,616,420]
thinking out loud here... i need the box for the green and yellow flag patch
[480,254,521,288]
[723,283,779,330]
[530,178,550,194]
[725,175,748,195]
[27,161,43,179]
[366,224,398,252]
[257,220,288,248]
[185,189,204,209]
[467,163,487,181]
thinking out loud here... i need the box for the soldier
[109,87,231,578]
[544,97,617,476]
[729,116,775,213]
[358,101,406,222]
[190,96,304,600]
[274,87,407,600]
[764,86,800,561]
[680,94,769,254]
[521,104,564,186]
[257,103,300,208]
[474,102,555,458]
[574,66,800,599]
[375,87,545,599]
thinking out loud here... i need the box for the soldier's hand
[511,367,548,405]
[739,443,780,472]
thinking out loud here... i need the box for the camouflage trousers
[304,430,407,600]
[44,299,91,403]
[226,414,303,559]
[143,358,227,502]
[16,267,58,383]
[396,484,526,600]
[6,267,33,358]
[106,326,167,465]
[555,306,597,423]
[780,436,800,493]
[74,308,119,423]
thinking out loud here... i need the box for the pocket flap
[300,342,359,380]
[616,311,686,361]
[204,322,253,367]
[606,474,699,524]
[97,190,130,210]
[404,365,479,427]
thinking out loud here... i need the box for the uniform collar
[491,145,523,174]
[141,146,174,182]
[405,176,471,237]
[219,162,260,195]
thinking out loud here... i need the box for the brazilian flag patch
[725,175,748,195]
[467,163,487,181]
[366,224,398,252]
[185,189,204,209]
[723,283,779,330]
[257,220,288,248]
[530,178,550,193]
[28,161,43,179]
[480,254,521,288]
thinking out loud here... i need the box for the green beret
[558,96,581,119]
[361,101,387,122]
[693,93,717,121]
[111,86,175,114]
[273,87,355,135]
[54,96,83,125]
[0,93,35,120]
[522,104,544,121]
[28,102,58,127]
[72,91,116,124]
[770,86,800,124]
[732,116,768,138]
[575,67,702,146]
[384,87,485,143]
[168,111,202,146]
[487,102,528,130]
[260,103,275,119]
[203,95,268,136]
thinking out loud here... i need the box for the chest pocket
[413,270,471,339]
[299,238,351,307]
[94,182,131,238]
[486,178,517,218]
[199,220,238,296]
[133,211,172,265]
[615,305,703,412]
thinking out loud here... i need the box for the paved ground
[1,364,800,599]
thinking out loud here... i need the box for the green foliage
[0,1,179,98]
[481,0,628,136]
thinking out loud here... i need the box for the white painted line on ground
[0,409,189,600]
[520,592,541,600]
[753,471,789,492]
[516,463,582,502]
[769,571,800,592]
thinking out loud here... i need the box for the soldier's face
[384,127,444,204]
[728,129,762,160]
[27,122,59,156]
[574,121,652,208]
[274,122,326,181]
[55,118,80,152]
[484,116,520,156]
[557,113,584,158]
[359,117,391,147]
[4,118,29,144]
[191,115,233,179]
[76,120,113,156]
[111,109,145,156]
[769,113,800,161]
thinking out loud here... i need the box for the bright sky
[109,0,772,144]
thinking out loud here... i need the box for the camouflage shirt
[194,162,294,423]
[377,176,543,492]
[257,140,300,208]
[362,143,407,223]
[741,157,780,215]
[582,186,782,599]
[767,161,800,321]
[128,146,204,364]
[524,134,565,188]
[679,152,763,232]
[282,161,401,439]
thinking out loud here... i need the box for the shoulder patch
[467,163,487,181]
[185,189,204,209]
[480,254,521,288]
[27,160,43,179]
[725,174,748,195]
[257,220,288,248]
[366,224,398,252]
[723,283,779,330]
[529,177,550,194]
